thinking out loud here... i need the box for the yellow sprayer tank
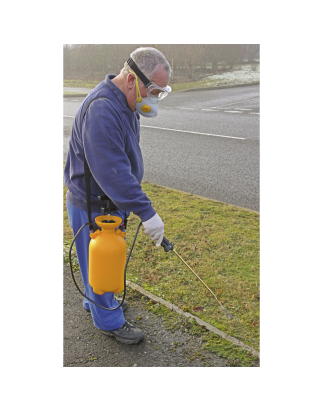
[89,215,127,295]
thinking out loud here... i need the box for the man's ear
[126,73,135,89]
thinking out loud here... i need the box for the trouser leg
[66,199,125,331]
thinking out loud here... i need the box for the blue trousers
[67,199,126,331]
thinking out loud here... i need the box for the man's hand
[142,213,164,246]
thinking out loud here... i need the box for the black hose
[69,221,142,311]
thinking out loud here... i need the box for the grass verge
[63,172,260,366]
[64,79,100,89]
[64,92,85,95]
[63,65,259,93]
[171,78,224,92]
[63,78,223,92]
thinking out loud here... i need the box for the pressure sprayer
[69,213,151,311]
[68,204,233,319]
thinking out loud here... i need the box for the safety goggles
[146,83,172,102]
[127,57,171,102]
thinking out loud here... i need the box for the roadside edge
[63,82,260,98]
[143,181,259,214]
[127,279,260,358]
[64,246,260,361]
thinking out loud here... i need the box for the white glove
[142,213,164,246]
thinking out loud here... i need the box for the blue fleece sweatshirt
[64,74,156,222]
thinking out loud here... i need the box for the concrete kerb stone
[126,279,260,358]
[66,244,259,358]
[63,82,260,98]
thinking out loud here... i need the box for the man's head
[120,47,172,112]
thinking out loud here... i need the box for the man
[64,47,172,344]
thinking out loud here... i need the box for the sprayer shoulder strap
[82,96,112,228]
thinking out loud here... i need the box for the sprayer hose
[68,221,142,311]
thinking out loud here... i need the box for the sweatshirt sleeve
[82,98,156,222]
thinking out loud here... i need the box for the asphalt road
[63,85,259,211]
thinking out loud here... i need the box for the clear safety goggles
[146,83,172,102]
[126,57,171,103]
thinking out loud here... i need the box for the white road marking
[235,108,252,111]
[71,99,80,102]
[202,109,219,112]
[211,97,259,109]
[224,111,243,113]
[250,112,260,115]
[179,107,195,110]
[63,115,246,140]
[140,125,245,140]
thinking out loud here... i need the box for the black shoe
[100,321,144,344]
[115,297,128,312]
[84,297,128,313]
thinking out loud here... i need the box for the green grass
[63,168,260,366]
[64,79,101,89]
[64,91,85,95]
[170,76,259,92]
[63,69,258,93]
[124,288,258,366]
[143,295,259,366]
[63,77,216,92]
[170,78,224,92]
[63,78,227,93]
[124,184,260,349]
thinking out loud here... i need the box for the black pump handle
[161,236,174,252]
[97,195,116,215]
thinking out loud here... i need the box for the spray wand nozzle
[161,236,174,252]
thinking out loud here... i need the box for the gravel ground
[63,264,228,367]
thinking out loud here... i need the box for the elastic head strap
[127,68,143,103]
[127,58,152,88]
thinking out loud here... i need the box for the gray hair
[121,47,171,82]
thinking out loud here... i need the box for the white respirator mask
[134,96,159,118]
[127,57,171,118]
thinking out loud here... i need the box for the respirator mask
[127,57,172,118]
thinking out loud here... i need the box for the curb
[142,181,259,214]
[65,246,259,358]
[127,279,260,358]
[63,82,260,98]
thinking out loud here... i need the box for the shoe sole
[100,330,144,344]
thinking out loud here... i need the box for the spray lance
[160,237,233,319]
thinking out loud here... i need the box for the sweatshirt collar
[105,74,130,109]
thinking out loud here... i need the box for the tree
[247,45,260,62]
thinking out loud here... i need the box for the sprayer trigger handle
[161,236,174,252]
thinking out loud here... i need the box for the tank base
[92,288,104,295]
